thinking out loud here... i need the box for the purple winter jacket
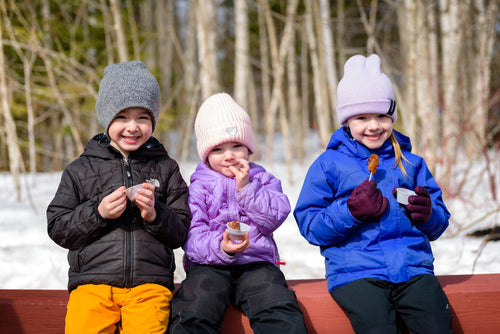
[182,161,290,270]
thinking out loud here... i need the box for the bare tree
[336,0,347,72]
[234,0,249,109]
[304,0,330,148]
[178,2,198,162]
[156,0,173,98]
[141,1,156,68]
[0,5,22,199]
[195,0,218,99]
[259,0,298,169]
[257,2,271,133]
[397,0,418,142]
[463,0,498,157]
[126,0,141,60]
[109,0,128,62]
[439,0,462,192]
[320,0,340,128]
[287,26,304,163]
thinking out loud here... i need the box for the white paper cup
[397,188,417,205]
[226,222,250,241]
[124,184,144,201]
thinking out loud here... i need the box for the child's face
[207,141,249,178]
[108,107,153,157]
[345,113,393,150]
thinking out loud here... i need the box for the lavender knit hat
[336,54,397,125]
[95,60,161,133]
[194,93,255,162]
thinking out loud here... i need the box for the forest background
[0,0,499,217]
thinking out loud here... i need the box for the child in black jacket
[47,60,190,333]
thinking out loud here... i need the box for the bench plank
[0,274,499,333]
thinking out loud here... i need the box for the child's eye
[115,115,127,119]
[234,144,243,148]
[211,147,221,152]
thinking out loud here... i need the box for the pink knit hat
[336,54,397,125]
[194,93,255,162]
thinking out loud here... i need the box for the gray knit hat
[95,60,161,133]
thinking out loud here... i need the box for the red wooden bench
[1,274,499,333]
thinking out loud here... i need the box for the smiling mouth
[365,134,382,141]
[122,135,141,143]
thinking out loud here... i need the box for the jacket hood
[326,126,412,159]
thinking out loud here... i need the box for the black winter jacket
[47,134,190,292]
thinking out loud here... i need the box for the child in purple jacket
[169,93,307,334]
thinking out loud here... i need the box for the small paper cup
[124,184,144,201]
[226,222,250,241]
[397,188,417,205]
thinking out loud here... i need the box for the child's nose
[367,119,380,130]
[223,150,234,160]
[126,120,139,131]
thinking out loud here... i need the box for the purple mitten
[348,180,388,223]
[406,186,432,224]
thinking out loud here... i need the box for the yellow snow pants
[65,283,173,334]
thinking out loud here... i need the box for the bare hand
[134,182,157,222]
[98,186,127,219]
[229,159,250,192]
[221,230,250,254]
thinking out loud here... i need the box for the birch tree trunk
[413,1,438,159]
[195,0,218,99]
[24,51,36,180]
[259,0,298,164]
[234,0,249,109]
[140,1,156,68]
[304,0,330,148]
[233,0,258,134]
[300,27,310,135]
[156,0,173,98]
[178,2,198,162]
[464,0,498,156]
[336,0,346,72]
[100,0,115,65]
[356,0,379,54]
[0,18,22,200]
[109,0,128,62]
[257,2,270,132]
[1,0,38,180]
[126,0,140,60]
[439,0,462,192]
[419,0,440,170]
[319,0,339,127]
[397,0,418,148]
[288,29,304,162]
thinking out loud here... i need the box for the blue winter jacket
[183,162,290,270]
[294,127,450,292]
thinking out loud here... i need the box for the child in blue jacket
[294,54,452,334]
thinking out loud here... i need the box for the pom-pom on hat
[336,54,397,125]
[95,60,161,133]
[194,93,255,162]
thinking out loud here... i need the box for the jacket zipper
[123,157,133,287]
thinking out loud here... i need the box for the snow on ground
[0,145,498,289]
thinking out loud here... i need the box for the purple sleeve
[236,169,291,235]
[182,183,234,265]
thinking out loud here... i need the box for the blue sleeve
[413,159,450,240]
[293,156,361,246]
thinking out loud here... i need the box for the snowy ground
[0,145,499,289]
